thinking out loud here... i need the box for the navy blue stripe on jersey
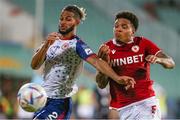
[76,38,95,60]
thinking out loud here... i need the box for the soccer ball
[17,83,47,112]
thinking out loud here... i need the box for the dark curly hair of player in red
[115,11,139,31]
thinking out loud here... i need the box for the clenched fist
[45,32,60,47]
[98,44,110,63]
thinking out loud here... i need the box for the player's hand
[98,44,110,63]
[45,32,59,47]
[145,55,161,64]
[116,76,136,90]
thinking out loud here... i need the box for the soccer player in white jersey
[31,5,136,120]
[96,11,175,120]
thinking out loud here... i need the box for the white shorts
[118,97,161,120]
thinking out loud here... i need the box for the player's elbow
[31,61,40,70]
[31,64,38,70]
[96,80,107,89]
[166,62,175,69]
[97,84,107,89]
[95,75,109,89]
[164,60,175,69]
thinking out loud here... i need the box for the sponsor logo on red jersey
[110,54,144,66]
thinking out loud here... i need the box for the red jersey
[105,36,161,109]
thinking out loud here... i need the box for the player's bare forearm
[87,56,136,89]
[96,72,109,89]
[145,51,175,69]
[31,42,49,70]
[87,56,119,81]
[31,32,59,70]
[156,52,175,69]
[94,44,136,89]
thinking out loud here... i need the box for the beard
[58,25,74,35]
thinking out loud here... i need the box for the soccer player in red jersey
[96,11,175,120]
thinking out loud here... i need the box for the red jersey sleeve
[142,37,161,56]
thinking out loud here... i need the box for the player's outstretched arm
[145,51,175,69]
[31,32,59,70]
[86,55,136,89]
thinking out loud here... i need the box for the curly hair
[62,5,86,21]
[115,11,139,31]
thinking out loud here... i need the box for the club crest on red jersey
[131,45,139,53]
[112,49,116,54]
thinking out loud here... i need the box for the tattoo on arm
[156,51,175,69]
[156,52,169,58]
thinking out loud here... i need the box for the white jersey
[40,36,95,98]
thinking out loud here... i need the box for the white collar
[112,38,134,46]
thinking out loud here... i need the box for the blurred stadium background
[0,0,179,119]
